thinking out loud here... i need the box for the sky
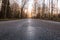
[28,0,34,13]
[9,0,39,10]
[58,0,60,8]
[10,0,60,9]
[0,0,60,11]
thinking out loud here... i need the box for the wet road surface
[0,19,60,40]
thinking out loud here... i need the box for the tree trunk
[1,0,10,18]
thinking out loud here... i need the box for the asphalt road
[0,19,60,40]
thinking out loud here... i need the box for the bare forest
[0,0,60,21]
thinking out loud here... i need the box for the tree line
[0,0,29,19]
[31,0,60,21]
[0,0,60,21]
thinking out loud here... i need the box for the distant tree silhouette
[21,0,29,18]
[10,2,20,18]
[42,0,45,19]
